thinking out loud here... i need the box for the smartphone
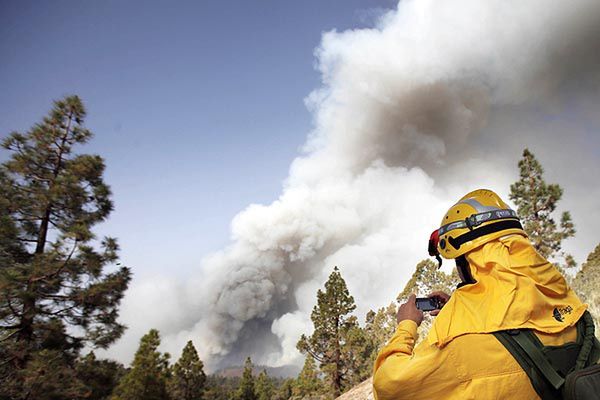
[415,297,442,312]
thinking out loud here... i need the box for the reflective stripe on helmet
[457,198,503,213]
[439,209,519,235]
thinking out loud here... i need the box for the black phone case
[415,297,441,311]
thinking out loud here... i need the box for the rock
[336,378,374,400]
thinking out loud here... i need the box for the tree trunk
[34,206,51,254]
[17,113,73,356]
[333,346,341,397]
[333,315,342,397]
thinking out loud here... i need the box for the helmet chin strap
[434,254,443,269]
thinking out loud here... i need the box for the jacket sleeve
[373,320,458,400]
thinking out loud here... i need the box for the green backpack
[493,311,600,400]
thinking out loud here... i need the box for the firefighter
[373,189,586,400]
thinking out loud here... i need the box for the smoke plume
[106,0,600,370]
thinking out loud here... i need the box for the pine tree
[15,348,90,399]
[204,375,239,400]
[111,329,171,400]
[293,356,322,398]
[76,352,126,400]
[297,266,359,397]
[572,244,600,329]
[343,324,374,386]
[273,378,294,400]
[0,95,131,399]
[363,303,397,371]
[509,148,575,264]
[255,369,274,400]
[235,357,257,400]
[168,340,207,400]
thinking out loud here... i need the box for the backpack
[493,311,600,400]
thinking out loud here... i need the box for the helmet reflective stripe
[457,198,502,213]
[439,209,519,235]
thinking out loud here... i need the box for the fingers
[428,291,451,304]
[426,291,450,317]
[428,291,450,299]
[396,293,423,326]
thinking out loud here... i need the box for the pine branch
[305,347,325,364]
[0,328,22,344]
[5,295,21,318]
[0,323,21,330]
[30,239,78,283]
[40,304,79,316]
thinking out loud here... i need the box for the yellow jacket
[373,235,585,400]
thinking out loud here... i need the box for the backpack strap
[493,311,599,400]
[513,330,566,389]
[493,330,563,400]
[575,311,598,370]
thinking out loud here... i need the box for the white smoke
[105,0,600,370]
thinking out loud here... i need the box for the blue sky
[0,0,394,278]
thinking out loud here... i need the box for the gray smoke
[105,0,600,370]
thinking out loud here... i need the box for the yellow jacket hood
[428,234,586,347]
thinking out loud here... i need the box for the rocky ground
[336,378,373,400]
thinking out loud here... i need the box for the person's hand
[397,294,424,326]
[428,291,451,316]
